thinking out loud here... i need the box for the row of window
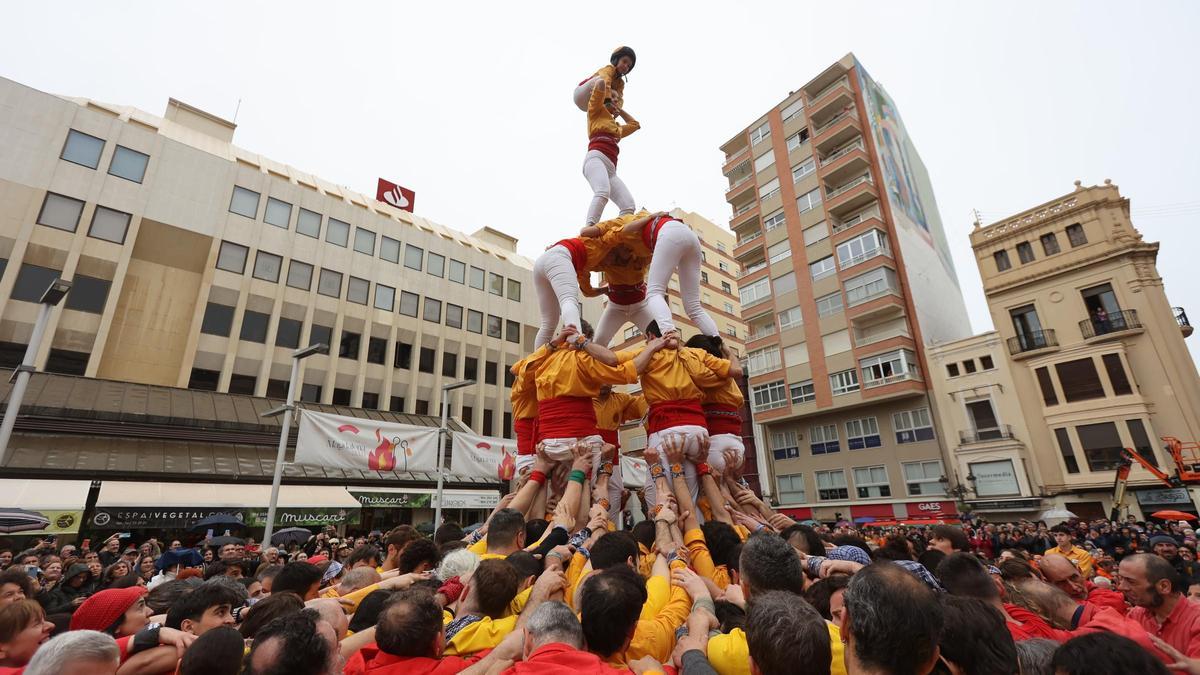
[993,223,1087,272]
[750,348,920,411]
[1054,418,1157,474]
[4,260,111,313]
[775,459,946,504]
[1034,352,1134,406]
[740,263,899,320]
[766,407,935,461]
[945,354,996,378]
[61,129,150,183]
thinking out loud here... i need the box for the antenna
[972,208,982,228]
[233,98,242,124]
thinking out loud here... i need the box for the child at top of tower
[573,46,636,111]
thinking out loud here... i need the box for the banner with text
[451,431,517,481]
[295,411,438,472]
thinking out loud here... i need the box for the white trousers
[583,150,635,226]
[643,425,710,511]
[574,76,600,111]
[644,221,721,337]
[707,433,745,474]
[533,245,583,348]
[542,435,604,462]
[593,298,656,347]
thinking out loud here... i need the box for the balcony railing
[1007,329,1058,355]
[747,323,777,341]
[739,260,767,278]
[814,107,856,135]
[736,230,763,247]
[810,75,850,103]
[960,425,1016,444]
[833,206,881,233]
[821,139,865,165]
[1176,307,1191,328]
[826,174,872,200]
[838,245,890,269]
[725,174,753,194]
[1079,309,1141,339]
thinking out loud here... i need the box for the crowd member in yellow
[661,437,745,593]
[573,46,635,112]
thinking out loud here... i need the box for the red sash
[552,239,587,274]
[607,283,647,305]
[537,397,598,441]
[515,418,536,456]
[646,399,706,434]
[598,428,620,448]
[588,133,620,164]
[642,216,679,252]
[703,403,743,436]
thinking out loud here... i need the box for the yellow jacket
[588,78,640,140]
[442,611,517,657]
[708,623,847,675]
[700,378,745,408]
[534,347,639,401]
[626,560,692,663]
[684,528,732,591]
[588,64,626,107]
[617,347,730,406]
[510,345,552,419]
[594,392,648,431]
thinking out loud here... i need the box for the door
[965,398,1001,440]
[1010,305,1044,350]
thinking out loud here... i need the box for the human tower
[513,47,747,521]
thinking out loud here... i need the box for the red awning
[904,501,958,518]
[851,503,897,520]
[780,507,813,520]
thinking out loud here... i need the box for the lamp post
[0,278,72,466]
[435,379,475,531]
[939,473,973,513]
[261,342,328,547]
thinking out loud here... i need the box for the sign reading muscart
[295,411,439,472]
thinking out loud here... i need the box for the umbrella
[1151,510,1197,521]
[853,516,876,524]
[207,535,244,547]
[271,527,315,547]
[155,548,204,571]
[189,513,247,533]
[800,519,821,526]
[0,509,50,534]
[1038,508,1077,521]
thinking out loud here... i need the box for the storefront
[348,487,500,532]
[1134,487,1199,520]
[0,478,91,543]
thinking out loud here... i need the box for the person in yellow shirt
[532,228,627,348]
[1049,524,1096,578]
[684,334,746,476]
[582,78,640,226]
[616,212,721,338]
[444,559,568,657]
[573,46,635,112]
[578,210,658,347]
[593,383,647,521]
[510,343,554,477]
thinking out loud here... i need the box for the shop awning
[347,486,500,510]
[97,482,360,508]
[0,478,92,509]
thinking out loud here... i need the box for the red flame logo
[370,429,397,471]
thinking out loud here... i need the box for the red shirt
[1085,584,1129,615]
[503,643,633,674]
[1129,595,1200,658]
[343,643,479,675]
[1004,604,1073,642]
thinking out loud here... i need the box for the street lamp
[0,278,72,466]
[434,379,475,531]
[261,342,328,546]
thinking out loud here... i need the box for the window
[754,151,774,173]
[61,129,104,168]
[1127,419,1159,468]
[782,98,805,122]
[893,408,935,443]
[506,320,521,343]
[763,210,786,232]
[808,424,839,455]
[725,325,738,337]
[1055,358,1105,402]
[854,466,890,498]
[980,355,995,370]
[767,241,792,265]
[442,352,458,378]
[296,209,321,238]
[483,409,494,435]
[507,279,522,301]
[419,347,436,374]
[87,206,131,244]
[401,244,423,270]
[772,271,797,295]
[903,461,946,496]
[790,380,815,404]
[815,470,848,500]
[963,360,977,374]
[449,259,466,284]
[286,260,313,290]
[791,158,815,182]
[746,347,781,376]
[252,251,282,283]
[786,128,810,151]
[37,192,85,232]
[778,307,803,331]
[374,284,395,311]
[240,310,270,343]
[415,400,430,415]
[816,292,844,317]
[423,297,442,323]
[487,315,503,338]
[777,473,806,503]
[860,349,918,387]
[394,342,412,369]
[759,177,780,202]
[625,326,642,340]
[751,381,787,412]
[275,317,301,348]
[326,218,350,247]
[461,406,474,428]
[1054,427,1081,473]
[489,273,504,296]
[1077,421,1124,471]
[946,363,960,377]
[469,266,485,290]
[830,369,859,395]
[750,121,770,145]
[465,356,479,381]
[228,374,257,395]
[380,236,401,263]
[796,188,822,213]
[1102,353,1133,395]
[803,221,829,246]
[264,198,292,228]
[229,186,260,218]
[188,368,220,392]
[485,361,498,385]
[354,228,376,255]
[1016,241,1035,264]
[64,274,110,314]
[399,291,419,317]
[317,268,342,297]
[446,303,463,329]
[390,396,405,412]
[771,431,800,461]
[740,277,770,307]
[718,242,726,253]
[836,230,888,268]
[362,392,380,409]
[44,349,88,376]
[965,398,1001,439]
[1040,232,1061,255]
[347,276,370,305]
[467,309,483,334]
[809,256,836,281]
[721,281,732,294]
[1066,223,1087,247]
[845,267,899,306]
[200,302,235,336]
[994,250,1011,272]
[108,145,149,183]
[724,302,734,313]
[309,324,333,349]
[338,331,360,359]
[216,241,249,274]
[332,389,352,406]
[1010,304,1045,350]
[846,417,882,449]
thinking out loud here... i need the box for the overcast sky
[4,1,1198,363]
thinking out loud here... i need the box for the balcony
[730,202,758,228]
[739,260,767,278]
[807,75,854,122]
[1006,329,1058,357]
[735,229,763,248]
[819,139,869,185]
[1079,309,1143,341]
[832,205,882,235]
[959,425,1016,444]
[747,323,777,342]
[825,174,878,216]
[723,147,750,172]
[725,174,754,199]
[1176,307,1194,338]
[813,108,862,155]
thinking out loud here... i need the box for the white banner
[621,455,648,488]
[295,411,439,472]
[451,431,517,481]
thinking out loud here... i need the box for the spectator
[380,526,420,572]
[1152,534,1200,583]
[203,560,246,580]
[805,576,850,622]
[0,569,31,607]
[578,565,646,665]
[238,591,305,641]
[344,588,479,674]
[257,564,283,596]
[1050,632,1170,675]
[165,582,241,636]
[333,567,382,598]
[41,563,91,614]
[22,629,119,675]
[842,563,943,675]
[398,538,442,576]
[272,562,323,601]
[1038,554,1126,615]
[929,524,970,555]
[935,595,1019,675]
[1049,525,1095,578]
[744,591,831,675]
[244,611,338,675]
[178,625,243,675]
[145,579,193,615]
[1119,553,1200,657]
[436,549,481,584]
[69,587,151,638]
[1014,638,1057,675]
[445,559,520,656]
[346,546,382,570]
[434,522,465,548]
[511,600,615,672]
[0,599,54,668]
[478,509,527,559]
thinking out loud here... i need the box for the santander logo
[383,186,410,209]
[375,178,415,213]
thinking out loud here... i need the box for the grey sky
[4,1,1198,364]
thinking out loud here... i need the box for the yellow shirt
[627,561,692,663]
[587,78,640,140]
[511,345,552,419]
[617,347,730,406]
[637,543,656,579]
[588,64,625,107]
[594,392,648,431]
[534,347,638,401]
[700,377,745,408]
[442,611,517,656]
[708,623,847,675]
[684,527,731,591]
[1057,544,1096,578]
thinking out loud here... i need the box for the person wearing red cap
[69,586,151,638]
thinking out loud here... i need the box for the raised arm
[664,436,701,534]
[509,451,552,516]
[721,342,743,379]
[699,469,733,526]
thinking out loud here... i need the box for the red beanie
[69,586,147,632]
[306,554,328,565]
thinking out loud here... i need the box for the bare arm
[583,339,619,366]
[551,444,593,530]
[631,338,665,374]
[340,625,377,661]
[700,473,733,526]
[665,436,701,534]
[509,451,551,517]
[721,343,744,379]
